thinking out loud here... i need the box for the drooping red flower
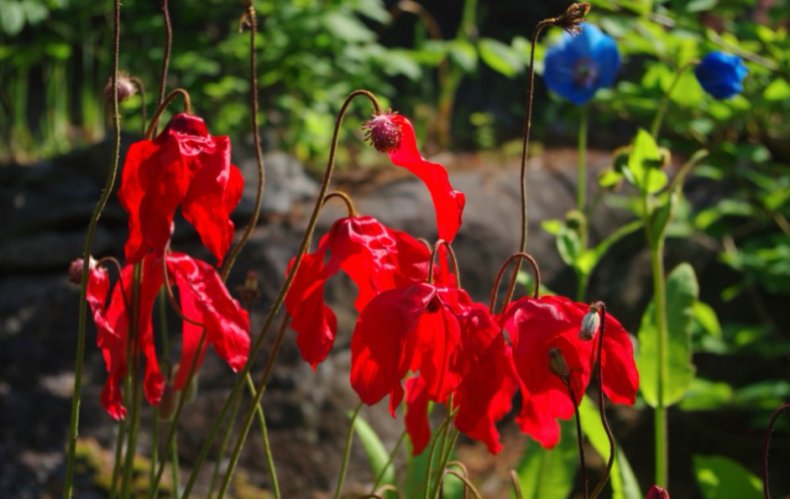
[350,283,471,410]
[367,113,465,242]
[501,295,638,448]
[119,113,244,266]
[402,301,525,455]
[284,215,439,368]
[86,252,250,419]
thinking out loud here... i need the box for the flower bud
[579,307,601,341]
[103,71,137,104]
[68,257,97,285]
[557,2,591,35]
[157,383,178,421]
[646,485,670,499]
[236,270,261,307]
[548,347,570,379]
[363,113,402,153]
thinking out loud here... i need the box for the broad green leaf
[692,301,721,338]
[577,220,643,275]
[694,455,762,499]
[324,11,374,42]
[669,68,705,107]
[637,263,698,407]
[478,38,522,77]
[599,169,624,188]
[353,415,395,486]
[679,378,733,411]
[579,397,641,499]
[515,422,577,499]
[623,129,667,194]
[541,219,563,236]
[22,0,48,25]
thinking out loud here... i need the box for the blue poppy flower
[543,23,620,105]
[694,51,748,100]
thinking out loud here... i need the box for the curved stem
[510,469,524,499]
[489,252,541,313]
[590,303,615,499]
[119,264,143,499]
[424,415,453,499]
[333,402,364,499]
[650,60,698,141]
[427,239,461,287]
[444,469,482,499]
[245,375,281,499]
[502,17,556,306]
[181,89,382,498]
[220,4,266,280]
[144,88,192,140]
[64,0,122,496]
[157,0,172,108]
[577,104,588,218]
[128,76,147,135]
[323,191,359,218]
[762,402,790,499]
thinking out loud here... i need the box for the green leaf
[669,69,705,107]
[447,39,477,73]
[556,225,581,267]
[764,78,790,101]
[679,378,733,411]
[1,1,26,36]
[478,38,522,77]
[353,415,395,486]
[637,263,698,407]
[22,0,48,25]
[579,397,641,499]
[324,11,374,42]
[578,220,643,275]
[694,455,762,499]
[515,422,577,499]
[692,301,721,338]
[623,129,667,194]
[541,219,564,236]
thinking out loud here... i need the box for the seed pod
[363,113,402,153]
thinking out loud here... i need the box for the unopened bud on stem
[363,112,402,153]
[557,2,591,35]
[548,347,570,379]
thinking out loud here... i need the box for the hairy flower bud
[646,485,670,499]
[157,383,178,421]
[103,71,137,104]
[548,347,570,379]
[579,307,601,341]
[68,257,96,285]
[363,113,402,153]
[236,270,261,307]
[557,2,591,35]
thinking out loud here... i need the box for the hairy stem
[333,403,364,499]
[762,402,790,499]
[64,1,122,496]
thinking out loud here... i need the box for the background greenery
[1,0,788,497]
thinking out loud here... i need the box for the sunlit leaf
[694,455,762,499]
[478,38,523,77]
[515,423,577,499]
[353,415,395,486]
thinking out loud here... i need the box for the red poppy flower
[501,295,638,448]
[367,113,465,242]
[402,302,525,455]
[646,485,670,499]
[284,216,437,368]
[119,113,244,266]
[350,283,471,412]
[86,252,250,419]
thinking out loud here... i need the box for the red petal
[600,312,639,405]
[167,252,250,386]
[404,376,432,455]
[387,115,465,242]
[350,284,435,405]
[139,256,166,406]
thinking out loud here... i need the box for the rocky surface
[0,140,747,498]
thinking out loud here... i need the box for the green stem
[370,431,406,493]
[181,89,381,499]
[120,264,143,499]
[650,61,698,141]
[649,239,669,488]
[577,104,588,218]
[333,403,364,499]
[109,397,128,498]
[207,391,244,497]
[64,1,122,496]
[149,409,158,498]
[214,315,290,499]
[246,375,281,499]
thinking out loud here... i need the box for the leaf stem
[650,60,698,141]
[333,403,364,499]
[762,402,790,499]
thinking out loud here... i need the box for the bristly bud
[236,270,261,307]
[557,2,591,35]
[103,70,137,104]
[157,383,178,421]
[548,347,570,379]
[646,485,670,499]
[363,112,402,153]
[579,306,601,341]
[68,257,96,285]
